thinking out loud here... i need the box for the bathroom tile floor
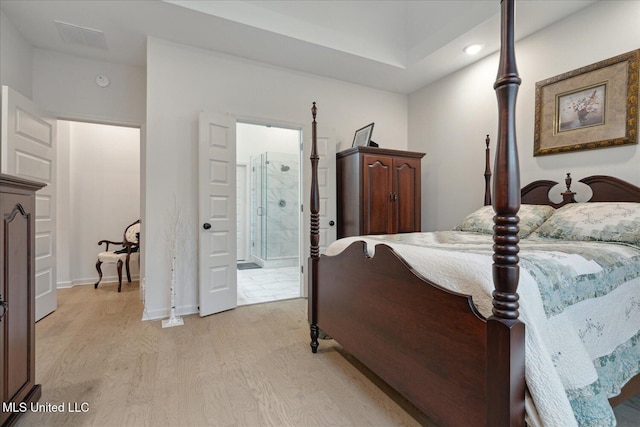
[237,266,300,306]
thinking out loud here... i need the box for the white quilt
[325,231,640,427]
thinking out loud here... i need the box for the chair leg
[125,257,132,282]
[117,259,123,292]
[95,260,103,289]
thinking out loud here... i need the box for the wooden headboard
[521,173,640,207]
[483,138,640,208]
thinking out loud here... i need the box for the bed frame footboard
[315,242,487,427]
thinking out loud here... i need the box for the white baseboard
[141,304,198,321]
[58,275,140,288]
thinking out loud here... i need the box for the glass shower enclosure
[250,152,299,268]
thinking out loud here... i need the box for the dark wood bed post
[309,102,320,353]
[487,0,526,426]
[484,134,492,206]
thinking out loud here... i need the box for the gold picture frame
[533,49,639,156]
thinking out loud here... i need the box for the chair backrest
[124,220,140,245]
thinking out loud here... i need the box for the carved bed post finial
[309,102,320,353]
[484,135,492,206]
[487,0,526,425]
[562,172,576,204]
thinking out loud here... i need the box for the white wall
[0,10,32,99]
[32,49,146,126]
[56,121,140,286]
[409,0,640,231]
[145,37,408,319]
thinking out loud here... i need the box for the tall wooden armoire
[337,146,425,238]
[1,174,45,426]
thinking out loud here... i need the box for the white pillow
[454,204,556,238]
[531,202,640,246]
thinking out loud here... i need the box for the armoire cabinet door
[2,194,31,410]
[393,157,422,233]
[0,174,44,426]
[362,155,393,235]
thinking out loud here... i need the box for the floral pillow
[531,202,640,246]
[454,204,556,238]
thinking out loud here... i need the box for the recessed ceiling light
[463,44,484,55]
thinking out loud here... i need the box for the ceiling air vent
[54,21,108,50]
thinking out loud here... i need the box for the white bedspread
[325,231,640,427]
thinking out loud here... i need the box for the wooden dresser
[336,146,425,238]
[1,174,44,426]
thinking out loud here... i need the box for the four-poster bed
[307,1,640,426]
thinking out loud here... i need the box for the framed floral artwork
[557,83,605,132]
[533,49,639,156]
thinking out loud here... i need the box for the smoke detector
[95,75,110,88]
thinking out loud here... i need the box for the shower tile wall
[265,152,298,259]
[250,152,299,266]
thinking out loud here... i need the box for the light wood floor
[17,282,430,426]
[16,281,640,427]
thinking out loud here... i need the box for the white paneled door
[1,86,57,321]
[315,135,337,254]
[198,112,237,317]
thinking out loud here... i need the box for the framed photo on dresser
[352,123,374,147]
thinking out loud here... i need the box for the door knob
[203,223,211,230]
[329,221,335,226]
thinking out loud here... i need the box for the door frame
[236,162,250,262]
[57,119,143,287]
[234,114,306,297]
[55,117,144,308]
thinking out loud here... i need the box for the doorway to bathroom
[236,122,301,306]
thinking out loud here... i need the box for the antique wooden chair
[94,219,140,292]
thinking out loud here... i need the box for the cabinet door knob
[203,223,212,230]
[329,220,335,226]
